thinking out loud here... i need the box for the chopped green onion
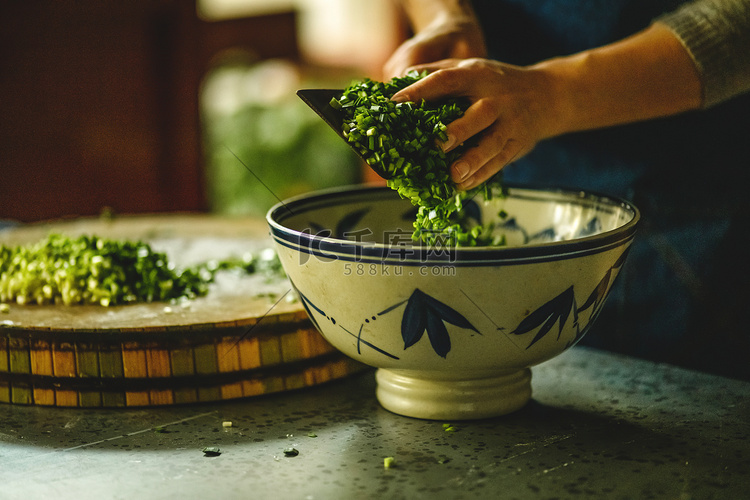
[331,72,506,246]
[202,447,221,457]
[0,234,286,307]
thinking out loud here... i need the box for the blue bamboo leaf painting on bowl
[292,246,628,361]
[398,289,478,358]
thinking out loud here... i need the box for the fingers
[449,118,506,185]
[391,61,466,103]
[390,65,517,190]
[455,139,528,190]
[441,96,498,153]
[388,60,537,191]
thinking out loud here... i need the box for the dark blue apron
[473,0,750,379]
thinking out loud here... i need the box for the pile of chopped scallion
[0,234,283,307]
[331,71,506,247]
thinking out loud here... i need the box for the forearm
[657,0,750,107]
[535,0,750,136]
[396,0,479,32]
[384,0,486,77]
[533,23,703,138]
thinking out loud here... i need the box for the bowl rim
[266,184,640,266]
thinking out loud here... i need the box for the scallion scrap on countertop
[331,71,506,247]
[202,447,222,457]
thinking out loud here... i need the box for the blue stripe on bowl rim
[266,184,640,267]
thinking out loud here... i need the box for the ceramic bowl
[267,185,639,420]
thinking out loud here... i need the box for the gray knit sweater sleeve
[657,0,750,107]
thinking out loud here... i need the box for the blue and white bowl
[267,185,639,420]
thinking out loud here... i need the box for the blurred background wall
[0,0,406,223]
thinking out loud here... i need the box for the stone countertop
[0,346,747,500]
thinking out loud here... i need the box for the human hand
[391,58,560,190]
[387,23,705,190]
[383,17,486,79]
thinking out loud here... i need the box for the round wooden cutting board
[0,214,365,407]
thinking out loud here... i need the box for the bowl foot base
[375,368,532,420]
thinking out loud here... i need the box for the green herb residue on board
[0,234,284,307]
